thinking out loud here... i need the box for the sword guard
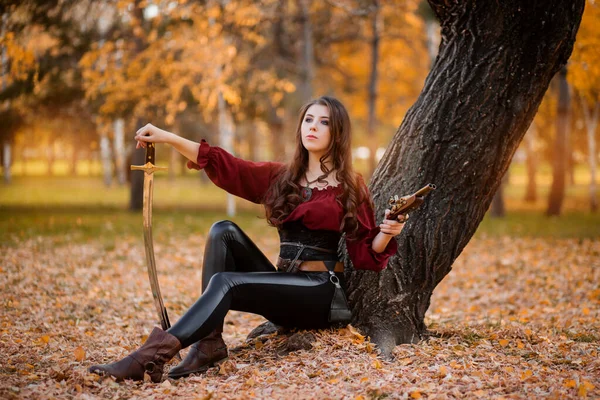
[131,162,168,174]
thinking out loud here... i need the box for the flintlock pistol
[388,183,436,220]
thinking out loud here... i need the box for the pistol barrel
[414,183,436,197]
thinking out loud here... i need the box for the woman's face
[301,104,332,158]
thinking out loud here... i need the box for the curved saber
[131,144,179,359]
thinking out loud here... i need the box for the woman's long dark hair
[263,96,371,238]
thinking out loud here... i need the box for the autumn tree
[0,0,99,181]
[569,0,600,212]
[345,0,585,356]
[319,0,428,177]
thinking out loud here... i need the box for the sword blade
[142,172,171,331]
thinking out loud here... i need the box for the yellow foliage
[569,0,600,104]
[1,31,37,84]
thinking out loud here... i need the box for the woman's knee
[206,272,233,293]
[208,220,241,240]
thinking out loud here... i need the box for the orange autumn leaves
[0,232,598,398]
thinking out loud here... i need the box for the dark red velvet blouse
[187,140,397,271]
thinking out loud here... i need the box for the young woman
[89,96,406,382]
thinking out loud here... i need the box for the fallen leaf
[520,370,533,380]
[74,346,86,362]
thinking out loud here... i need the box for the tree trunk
[567,150,576,186]
[420,0,440,66]
[489,177,506,218]
[169,146,179,182]
[218,91,236,217]
[3,141,11,184]
[346,0,584,357]
[546,66,570,216]
[99,131,113,187]
[129,145,145,211]
[580,96,599,213]
[523,124,537,202]
[70,144,78,176]
[21,146,26,176]
[113,118,127,185]
[129,0,147,209]
[298,0,314,103]
[246,120,259,161]
[366,0,381,181]
[1,13,10,184]
[269,106,286,162]
[46,144,55,176]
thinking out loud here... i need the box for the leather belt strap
[277,257,344,273]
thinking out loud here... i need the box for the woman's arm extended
[372,209,407,253]
[134,123,199,164]
[134,123,284,204]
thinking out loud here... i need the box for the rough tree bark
[346,0,585,357]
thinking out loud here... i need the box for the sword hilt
[130,162,168,174]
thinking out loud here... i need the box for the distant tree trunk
[490,175,506,217]
[70,144,78,176]
[21,146,26,176]
[99,131,113,187]
[239,119,260,161]
[523,124,537,202]
[567,150,576,186]
[298,0,314,103]
[269,106,286,162]
[218,91,236,217]
[129,0,147,209]
[546,66,570,216]
[1,13,10,184]
[580,96,599,212]
[46,144,55,176]
[168,146,178,182]
[366,0,381,181]
[420,0,439,66]
[129,144,144,211]
[181,156,188,176]
[113,118,126,185]
[2,141,11,183]
[346,0,584,356]
[246,120,259,161]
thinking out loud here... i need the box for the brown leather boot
[168,328,228,379]
[89,327,181,383]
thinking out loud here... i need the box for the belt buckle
[276,257,302,273]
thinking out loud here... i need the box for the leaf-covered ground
[1,233,598,399]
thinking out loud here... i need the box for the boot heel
[168,330,228,379]
[212,356,229,367]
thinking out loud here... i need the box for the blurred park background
[1,0,599,243]
[1,2,600,398]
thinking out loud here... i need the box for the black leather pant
[167,220,338,348]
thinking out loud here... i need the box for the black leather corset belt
[277,221,341,272]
